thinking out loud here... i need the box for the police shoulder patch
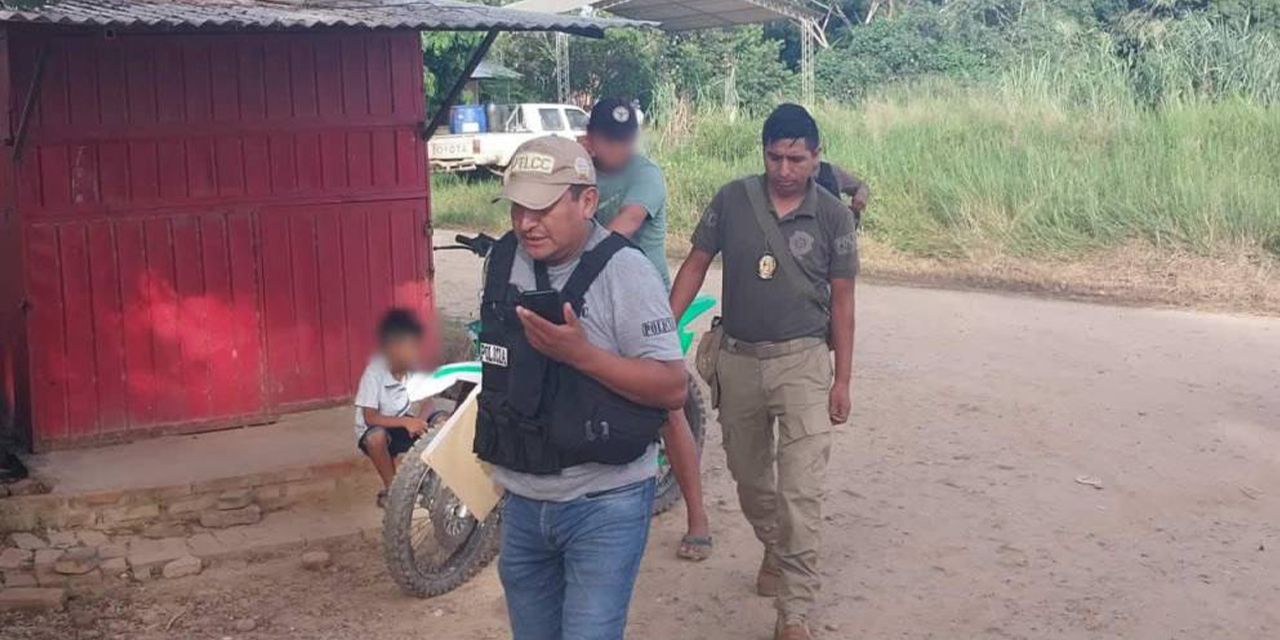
[835,232,857,256]
[641,317,677,338]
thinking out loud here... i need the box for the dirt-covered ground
[4,250,1279,640]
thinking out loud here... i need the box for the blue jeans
[499,479,656,640]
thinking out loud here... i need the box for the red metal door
[258,201,429,409]
[8,27,430,449]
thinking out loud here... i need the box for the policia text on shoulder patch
[641,317,676,338]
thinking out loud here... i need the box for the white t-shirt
[352,355,414,442]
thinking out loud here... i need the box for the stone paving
[1,406,368,533]
[0,458,370,533]
[1,488,381,604]
[1,407,385,612]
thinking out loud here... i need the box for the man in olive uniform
[670,104,857,640]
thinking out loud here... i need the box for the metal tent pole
[555,32,571,104]
[800,18,815,106]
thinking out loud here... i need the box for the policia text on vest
[473,232,667,475]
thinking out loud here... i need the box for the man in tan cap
[474,135,688,640]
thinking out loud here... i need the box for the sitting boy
[354,308,434,507]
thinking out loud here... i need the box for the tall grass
[430,21,1280,262]
[1133,19,1280,107]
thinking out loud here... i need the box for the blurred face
[381,335,420,373]
[764,138,820,199]
[510,187,600,264]
[582,133,636,174]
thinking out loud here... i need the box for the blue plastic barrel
[450,105,488,134]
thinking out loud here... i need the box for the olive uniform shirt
[691,175,859,344]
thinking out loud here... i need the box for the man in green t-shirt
[587,98,672,288]
[581,97,712,561]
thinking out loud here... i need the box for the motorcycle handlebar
[451,233,496,258]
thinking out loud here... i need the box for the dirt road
[7,240,1279,640]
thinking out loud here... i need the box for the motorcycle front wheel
[382,426,502,598]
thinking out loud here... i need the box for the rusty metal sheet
[0,0,637,37]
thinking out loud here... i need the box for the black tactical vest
[472,231,667,475]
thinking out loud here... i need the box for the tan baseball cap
[495,136,596,210]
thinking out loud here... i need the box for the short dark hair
[567,183,593,200]
[378,308,424,343]
[762,103,820,152]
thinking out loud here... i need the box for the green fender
[405,361,483,402]
[677,293,718,355]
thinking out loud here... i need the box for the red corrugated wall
[3,26,433,450]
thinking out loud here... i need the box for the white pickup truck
[429,103,590,173]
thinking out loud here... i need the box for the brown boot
[756,550,782,597]
[775,614,812,640]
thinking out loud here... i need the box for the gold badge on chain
[757,253,777,280]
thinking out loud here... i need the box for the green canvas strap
[741,176,828,312]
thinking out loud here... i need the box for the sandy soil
[5,240,1279,640]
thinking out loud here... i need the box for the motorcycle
[383,233,717,598]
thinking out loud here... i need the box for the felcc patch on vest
[641,317,677,338]
[480,343,509,367]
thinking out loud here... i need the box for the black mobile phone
[519,290,565,325]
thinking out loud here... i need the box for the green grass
[431,73,1280,263]
[430,172,510,232]
[817,93,1280,259]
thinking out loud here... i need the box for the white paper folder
[420,386,505,520]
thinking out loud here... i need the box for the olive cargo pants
[715,339,833,618]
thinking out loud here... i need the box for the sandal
[677,534,714,562]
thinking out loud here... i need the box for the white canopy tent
[596,0,827,31]
[505,0,838,105]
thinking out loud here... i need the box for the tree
[422,31,485,110]
[661,26,794,109]
[496,25,791,111]
[817,4,1002,100]
[571,28,662,106]
[487,29,661,107]
[422,0,1280,112]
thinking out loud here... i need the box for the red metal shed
[0,0,620,451]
